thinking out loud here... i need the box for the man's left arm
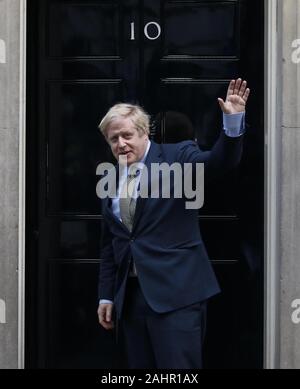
[207,78,250,173]
[178,78,250,176]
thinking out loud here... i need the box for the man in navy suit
[97,79,250,368]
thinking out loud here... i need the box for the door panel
[48,261,115,368]
[26,0,264,368]
[47,81,123,214]
[162,1,239,58]
[48,3,122,57]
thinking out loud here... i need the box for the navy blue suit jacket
[98,132,243,318]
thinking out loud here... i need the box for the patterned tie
[119,171,139,276]
[119,172,139,232]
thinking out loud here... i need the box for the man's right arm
[98,216,117,330]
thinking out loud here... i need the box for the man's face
[106,117,148,165]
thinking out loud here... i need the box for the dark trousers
[120,277,207,369]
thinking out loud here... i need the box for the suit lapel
[132,142,162,231]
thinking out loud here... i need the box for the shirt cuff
[99,299,113,305]
[223,112,246,137]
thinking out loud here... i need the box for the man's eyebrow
[108,134,118,141]
[108,128,134,139]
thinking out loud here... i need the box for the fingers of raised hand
[233,78,242,95]
[229,78,250,102]
[243,87,250,102]
[227,79,236,98]
[238,80,247,96]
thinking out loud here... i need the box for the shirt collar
[140,139,151,164]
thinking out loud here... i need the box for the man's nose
[118,137,126,148]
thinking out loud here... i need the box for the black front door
[26,0,264,368]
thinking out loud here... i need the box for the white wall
[0,0,22,369]
[280,0,300,369]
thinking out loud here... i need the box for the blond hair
[99,103,150,138]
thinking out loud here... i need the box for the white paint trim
[0,299,6,324]
[18,0,27,370]
[0,39,6,63]
[264,0,281,369]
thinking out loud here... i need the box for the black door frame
[22,0,280,369]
